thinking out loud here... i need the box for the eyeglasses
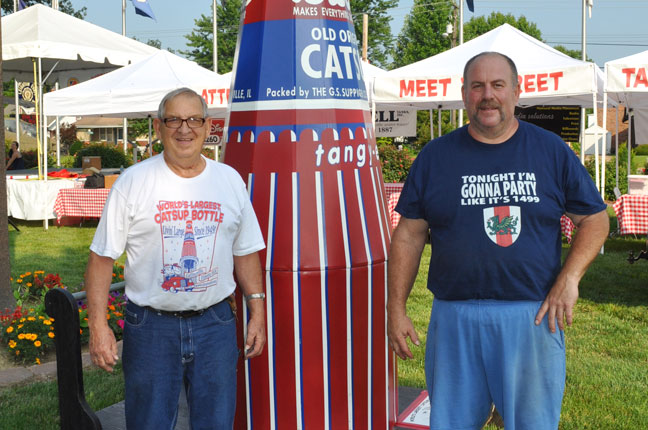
[162,117,206,129]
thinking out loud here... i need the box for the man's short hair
[157,88,208,119]
[463,52,519,88]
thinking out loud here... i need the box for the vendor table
[53,188,111,221]
[613,194,648,235]
[6,179,76,220]
[384,182,575,241]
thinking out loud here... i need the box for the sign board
[514,106,581,142]
[205,118,225,145]
[375,109,416,137]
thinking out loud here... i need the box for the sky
[67,0,648,68]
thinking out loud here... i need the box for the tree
[392,0,455,69]
[183,0,242,73]
[1,0,86,18]
[350,0,398,68]
[553,45,592,62]
[463,12,542,42]
[0,11,14,311]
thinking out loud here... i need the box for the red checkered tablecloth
[384,183,576,241]
[53,188,111,221]
[613,194,648,235]
[384,183,404,230]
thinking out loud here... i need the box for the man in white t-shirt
[86,88,266,428]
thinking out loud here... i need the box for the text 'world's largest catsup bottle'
[223,1,396,428]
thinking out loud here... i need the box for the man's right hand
[89,323,119,372]
[387,311,420,360]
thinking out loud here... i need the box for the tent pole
[33,58,42,180]
[14,80,20,147]
[593,103,600,193]
[438,107,442,137]
[429,110,433,140]
[579,107,585,164]
[615,105,619,189]
[148,116,153,156]
[55,82,60,167]
[627,109,632,188]
[601,91,607,200]
[39,57,49,230]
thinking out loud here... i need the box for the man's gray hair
[463,52,519,88]
[157,87,209,119]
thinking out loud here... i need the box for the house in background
[73,117,125,145]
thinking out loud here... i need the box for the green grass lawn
[1,216,648,428]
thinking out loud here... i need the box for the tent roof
[605,49,648,108]
[374,24,605,109]
[1,4,159,81]
[44,50,232,118]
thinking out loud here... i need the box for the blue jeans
[122,300,239,429]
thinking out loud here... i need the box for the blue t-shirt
[396,121,607,301]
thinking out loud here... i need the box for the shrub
[17,150,57,170]
[58,155,76,168]
[378,142,415,183]
[11,271,64,307]
[1,308,55,365]
[634,144,648,156]
[68,140,85,156]
[74,143,133,168]
[584,143,630,200]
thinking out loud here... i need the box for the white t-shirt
[90,154,265,311]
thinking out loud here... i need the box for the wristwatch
[245,293,266,303]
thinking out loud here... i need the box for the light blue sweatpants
[425,299,566,430]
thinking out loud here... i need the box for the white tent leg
[628,109,632,188]
[55,82,60,167]
[148,116,153,156]
[615,105,619,189]
[599,92,605,199]
[438,109,442,137]
[123,118,128,154]
[429,110,433,140]
[14,79,20,146]
[579,107,586,164]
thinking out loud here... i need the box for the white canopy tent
[44,50,232,119]
[603,50,648,193]
[2,4,159,187]
[2,4,159,83]
[373,24,604,110]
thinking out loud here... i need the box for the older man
[387,52,609,429]
[86,88,266,429]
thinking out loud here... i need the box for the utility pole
[0,8,17,311]
[213,0,218,73]
[362,13,368,62]
[122,0,129,154]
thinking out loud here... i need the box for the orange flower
[35,358,41,365]
[34,340,42,347]
[8,340,16,348]
[6,326,14,334]
[17,333,25,340]
[48,332,55,338]
[108,305,116,311]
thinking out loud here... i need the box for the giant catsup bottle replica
[223,1,395,428]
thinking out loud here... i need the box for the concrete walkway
[0,344,424,429]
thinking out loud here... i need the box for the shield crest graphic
[483,206,521,247]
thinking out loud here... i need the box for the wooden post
[0,7,17,311]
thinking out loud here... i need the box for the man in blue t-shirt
[387,52,609,430]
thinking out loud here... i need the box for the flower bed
[0,265,126,365]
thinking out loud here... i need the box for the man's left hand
[244,315,266,359]
[535,277,579,333]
